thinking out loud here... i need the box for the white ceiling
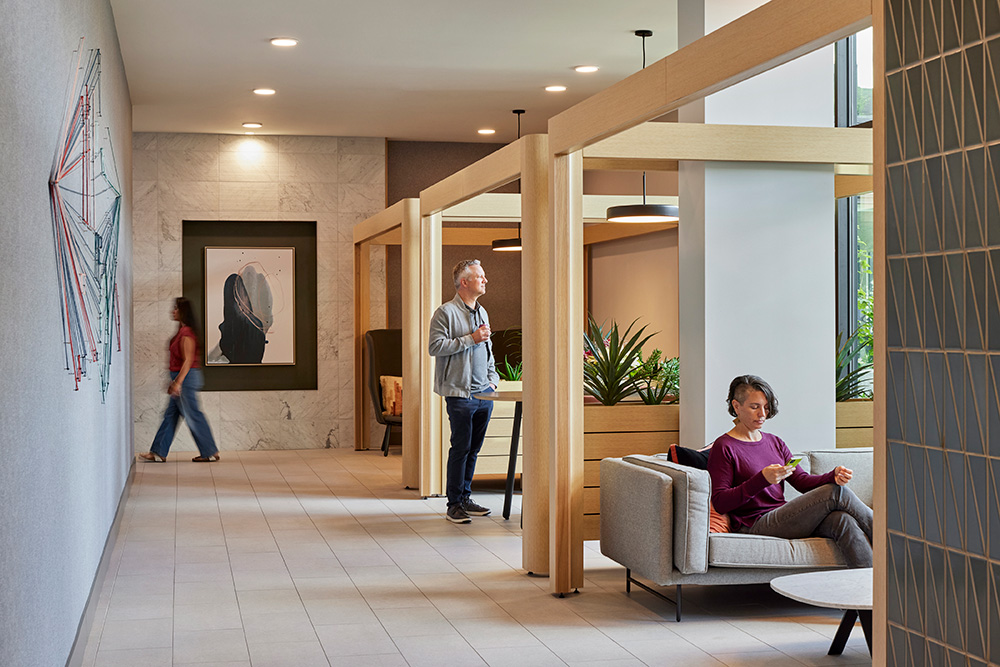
[110,0,678,142]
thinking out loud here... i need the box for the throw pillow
[668,444,730,533]
[379,375,403,416]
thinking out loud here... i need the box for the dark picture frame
[182,221,317,391]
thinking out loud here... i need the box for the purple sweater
[706,432,835,530]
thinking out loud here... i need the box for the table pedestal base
[829,609,872,656]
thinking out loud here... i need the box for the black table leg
[503,401,522,520]
[829,609,859,655]
[859,610,873,655]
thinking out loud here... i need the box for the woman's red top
[169,326,201,371]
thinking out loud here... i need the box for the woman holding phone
[706,375,873,568]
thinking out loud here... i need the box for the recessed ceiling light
[253,88,276,95]
[545,85,567,92]
[242,122,263,129]
[270,38,298,47]
[478,128,496,135]
[574,65,599,73]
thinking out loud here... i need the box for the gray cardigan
[428,294,500,398]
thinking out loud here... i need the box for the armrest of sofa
[600,458,676,584]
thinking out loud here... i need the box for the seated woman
[707,374,873,568]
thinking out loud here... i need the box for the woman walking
[138,297,220,463]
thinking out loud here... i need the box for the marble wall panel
[133,150,157,180]
[219,182,280,211]
[133,133,386,452]
[134,133,157,150]
[279,136,339,154]
[158,150,219,182]
[219,150,279,182]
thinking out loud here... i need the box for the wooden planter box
[583,402,680,540]
[835,399,874,448]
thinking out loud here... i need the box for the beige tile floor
[80,449,872,666]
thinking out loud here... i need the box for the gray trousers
[744,484,873,568]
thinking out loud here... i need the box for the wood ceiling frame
[543,0,874,596]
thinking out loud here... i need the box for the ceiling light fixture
[245,131,255,135]
[253,88,276,95]
[242,122,263,129]
[478,128,496,135]
[493,110,525,253]
[270,38,298,47]
[606,31,679,225]
[545,85,567,92]
[574,65,599,73]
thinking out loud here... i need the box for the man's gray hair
[453,259,481,290]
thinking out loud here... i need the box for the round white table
[770,567,872,656]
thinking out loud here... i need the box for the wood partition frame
[545,0,874,595]
[418,134,551,577]
[353,199,421,490]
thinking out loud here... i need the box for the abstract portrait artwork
[204,247,295,365]
[48,41,122,400]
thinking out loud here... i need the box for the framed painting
[203,247,295,365]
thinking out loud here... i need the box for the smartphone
[785,457,803,468]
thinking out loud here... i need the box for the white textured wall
[0,0,133,664]
[132,134,386,453]
[678,0,835,447]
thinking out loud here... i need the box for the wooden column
[549,150,585,594]
[400,200,421,489]
[354,241,371,450]
[871,0,887,662]
[520,135,550,575]
[419,212,443,496]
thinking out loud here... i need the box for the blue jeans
[445,396,493,507]
[150,368,218,459]
[745,484,873,568]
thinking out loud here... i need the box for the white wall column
[678,0,836,447]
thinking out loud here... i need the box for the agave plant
[496,356,523,382]
[836,330,873,401]
[583,317,654,405]
[631,348,680,405]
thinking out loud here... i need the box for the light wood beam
[400,199,421,489]
[549,150,585,594]
[419,213,443,496]
[354,242,370,450]
[583,222,676,246]
[420,139,524,217]
[835,174,874,198]
[374,227,519,247]
[872,0,887,662]
[520,134,550,576]
[582,157,679,172]
[585,123,873,165]
[353,199,406,245]
[548,0,872,155]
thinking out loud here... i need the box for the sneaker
[462,498,491,516]
[446,505,472,524]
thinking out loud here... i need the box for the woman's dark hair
[174,297,200,338]
[726,374,779,419]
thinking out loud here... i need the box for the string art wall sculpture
[48,41,122,401]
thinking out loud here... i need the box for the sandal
[138,452,166,462]
[192,454,221,462]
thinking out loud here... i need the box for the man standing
[429,259,500,524]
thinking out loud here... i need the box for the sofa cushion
[708,532,849,569]
[622,454,710,574]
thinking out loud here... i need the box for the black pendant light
[493,109,525,252]
[606,30,679,224]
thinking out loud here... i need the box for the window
[836,29,874,393]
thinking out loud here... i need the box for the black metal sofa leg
[624,568,682,621]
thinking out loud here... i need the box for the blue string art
[48,40,122,401]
